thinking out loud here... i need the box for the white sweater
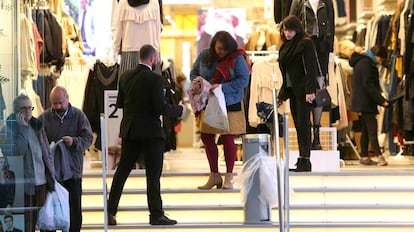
[112,0,161,54]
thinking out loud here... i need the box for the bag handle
[311,44,323,77]
[302,43,323,77]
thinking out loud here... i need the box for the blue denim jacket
[190,49,250,106]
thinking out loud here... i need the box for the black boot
[296,157,312,172]
[291,157,312,172]
[311,125,322,150]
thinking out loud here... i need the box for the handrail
[283,111,290,232]
[272,88,290,232]
[100,113,108,232]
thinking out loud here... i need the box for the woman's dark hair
[204,31,238,67]
[279,15,307,43]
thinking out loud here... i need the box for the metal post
[100,114,108,232]
[272,89,284,232]
[283,112,290,232]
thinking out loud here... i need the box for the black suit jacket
[117,64,183,140]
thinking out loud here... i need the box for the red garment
[212,49,251,84]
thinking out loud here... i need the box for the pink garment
[187,76,211,113]
[32,22,44,71]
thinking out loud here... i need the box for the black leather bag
[314,88,331,107]
[303,43,332,107]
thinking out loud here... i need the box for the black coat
[273,0,293,23]
[349,52,386,114]
[116,64,183,140]
[278,38,318,101]
[290,0,335,51]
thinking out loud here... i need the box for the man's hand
[62,136,74,147]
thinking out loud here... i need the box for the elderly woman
[1,94,55,232]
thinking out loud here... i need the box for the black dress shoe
[108,213,117,225]
[150,215,177,225]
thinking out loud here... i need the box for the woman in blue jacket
[190,31,250,189]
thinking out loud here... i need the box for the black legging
[290,91,313,157]
[359,113,382,157]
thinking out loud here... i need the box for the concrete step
[79,147,414,231]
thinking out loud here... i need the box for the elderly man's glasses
[19,106,34,111]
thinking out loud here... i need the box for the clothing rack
[32,0,49,9]
[247,49,279,64]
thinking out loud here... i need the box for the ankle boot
[198,173,223,189]
[311,125,322,150]
[294,157,312,172]
[222,173,233,189]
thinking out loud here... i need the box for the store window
[0,1,25,230]
[63,0,112,58]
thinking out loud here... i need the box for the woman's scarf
[278,36,305,67]
[212,49,251,84]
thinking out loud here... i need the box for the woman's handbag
[196,103,246,135]
[314,87,332,107]
[303,44,332,107]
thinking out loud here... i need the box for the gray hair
[13,94,30,112]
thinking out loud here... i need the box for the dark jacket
[39,104,93,180]
[349,52,387,113]
[117,64,183,140]
[273,0,293,23]
[290,0,335,51]
[278,38,319,100]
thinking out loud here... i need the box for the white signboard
[104,90,122,170]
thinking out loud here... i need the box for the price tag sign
[104,90,122,170]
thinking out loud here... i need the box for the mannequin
[111,0,163,168]
[290,0,334,150]
[111,0,162,75]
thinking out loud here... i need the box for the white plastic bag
[38,181,70,232]
[37,190,55,230]
[238,145,294,213]
[204,86,229,131]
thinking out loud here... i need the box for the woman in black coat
[349,45,389,166]
[277,15,318,172]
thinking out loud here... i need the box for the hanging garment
[83,61,120,150]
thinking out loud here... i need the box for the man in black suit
[107,44,186,226]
